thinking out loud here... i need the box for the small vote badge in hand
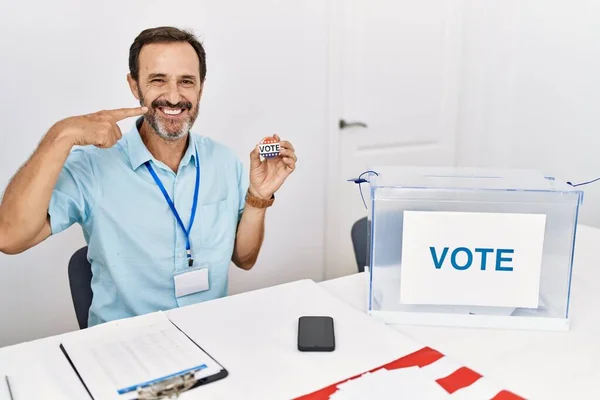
[258,136,281,159]
[249,133,296,201]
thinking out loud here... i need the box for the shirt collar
[126,117,197,171]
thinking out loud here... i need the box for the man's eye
[151,79,165,83]
[182,80,193,85]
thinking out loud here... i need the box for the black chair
[351,217,370,273]
[68,246,93,329]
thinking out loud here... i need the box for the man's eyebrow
[147,73,167,80]
[180,75,197,81]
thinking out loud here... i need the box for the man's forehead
[138,42,200,77]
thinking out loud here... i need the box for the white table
[1,224,599,399]
[0,279,429,400]
[321,224,600,399]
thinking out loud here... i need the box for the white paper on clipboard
[60,311,224,399]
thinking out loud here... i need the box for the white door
[325,0,464,279]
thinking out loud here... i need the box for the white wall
[456,1,600,227]
[0,0,329,347]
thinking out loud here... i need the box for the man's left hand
[248,134,297,200]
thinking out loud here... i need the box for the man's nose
[164,81,182,105]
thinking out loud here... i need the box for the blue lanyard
[145,147,200,267]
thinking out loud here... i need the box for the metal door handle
[339,119,368,129]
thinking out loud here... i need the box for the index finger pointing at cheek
[106,106,148,121]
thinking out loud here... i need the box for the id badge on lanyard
[145,146,209,296]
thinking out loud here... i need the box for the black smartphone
[297,316,335,352]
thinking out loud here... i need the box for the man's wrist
[245,189,274,209]
[247,186,271,200]
[47,121,78,148]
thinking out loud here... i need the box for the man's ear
[127,74,140,101]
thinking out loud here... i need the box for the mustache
[151,99,193,110]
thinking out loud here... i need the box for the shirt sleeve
[48,148,99,235]
[237,158,249,222]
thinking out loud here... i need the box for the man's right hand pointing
[50,106,148,148]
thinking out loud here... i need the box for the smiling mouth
[158,107,187,117]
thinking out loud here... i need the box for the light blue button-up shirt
[49,118,248,327]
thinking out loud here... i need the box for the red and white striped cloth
[294,347,524,400]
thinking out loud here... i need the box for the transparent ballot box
[363,166,583,331]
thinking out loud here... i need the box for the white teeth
[163,108,183,115]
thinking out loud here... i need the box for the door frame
[323,0,346,281]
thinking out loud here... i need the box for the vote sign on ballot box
[360,167,584,331]
[400,210,546,308]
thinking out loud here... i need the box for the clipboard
[59,313,228,399]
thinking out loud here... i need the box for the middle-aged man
[0,26,297,327]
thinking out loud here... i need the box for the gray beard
[146,114,191,141]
